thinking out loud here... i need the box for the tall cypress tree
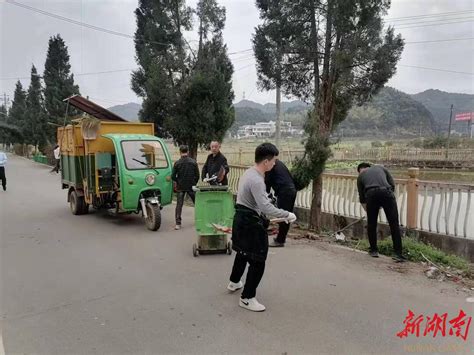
[132,0,234,157]
[131,0,192,136]
[26,65,48,149]
[43,34,80,141]
[0,104,7,145]
[7,81,27,144]
[253,0,285,147]
[165,0,234,158]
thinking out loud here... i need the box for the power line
[5,0,189,49]
[7,0,251,60]
[395,19,474,29]
[0,68,136,81]
[387,15,474,27]
[234,63,255,72]
[386,9,474,21]
[405,37,474,44]
[398,64,474,75]
[232,55,256,63]
[228,49,253,55]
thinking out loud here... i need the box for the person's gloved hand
[287,212,297,224]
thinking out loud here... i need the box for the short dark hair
[255,143,279,163]
[357,162,371,172]
[179,145,189,154]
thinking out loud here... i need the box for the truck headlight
[145,174,155,186]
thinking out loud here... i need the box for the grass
[353,237,471,273]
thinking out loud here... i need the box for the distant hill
[234,87,438,137]
[337,87,436,137]
[261,100,309,114]
[233,99,265,111]
[234,99,308,114]
[231,99,309,132]
[411,89,474,133]
[107,103,141,122]
[106,88,473,138]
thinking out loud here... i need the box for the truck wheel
[193,243,199,257]
[145,203,161,231]
[70,191,89,215]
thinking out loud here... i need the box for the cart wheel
[144,203,161,231]
[226,241,232,255]
[70,190,89,215]
[193,243,199,257]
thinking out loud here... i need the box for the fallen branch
[420,251,443,270]
[211,218,293,234]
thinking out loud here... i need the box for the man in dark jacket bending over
[172,145,200,230]
[265,159,297,247]
[202,141,229,185]
[227,143,297,312]
[357,163,406,262]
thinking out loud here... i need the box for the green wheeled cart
[192,185,235,257]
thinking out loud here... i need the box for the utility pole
[275,85,281,148]
[470,117,473,139]
[445,104,454,159]
[1,93,10,111]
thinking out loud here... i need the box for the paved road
[1,155,473,354]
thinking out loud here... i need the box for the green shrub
[355,237,470,272]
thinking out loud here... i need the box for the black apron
[231,204,270,262]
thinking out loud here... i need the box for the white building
[237,121,295,139]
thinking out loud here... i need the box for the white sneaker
[239,297,266,312]
[227,281,243,292]
[174,225,181,230]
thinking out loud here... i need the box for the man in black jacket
[202,141,229,185]
[265,159,297,247]
[172,145,200,230]
[357,163,406,262]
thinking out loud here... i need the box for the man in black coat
[265,159,297,247]
[202,141,229,185]
[357,163,406,262]
[172,145,200,230]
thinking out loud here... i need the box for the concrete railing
[417,180,473,239]
[332,148,474,163]
[222,165,473,239]
[173,147,474,165]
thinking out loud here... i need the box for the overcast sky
[1,0,473,109]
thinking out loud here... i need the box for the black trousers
[275,189,297,244]
[0,166,6,190]
[366,188,403,255]
[175,190,195,225]
[51,159,60,173]
[229,252,265,299]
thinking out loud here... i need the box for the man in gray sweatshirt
[227,143,297,312]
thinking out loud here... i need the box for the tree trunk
[310,174,323,230]
[310,0,319,100]
[309,0,334,233]
[189,143,198,160]
[275,86,281,147]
